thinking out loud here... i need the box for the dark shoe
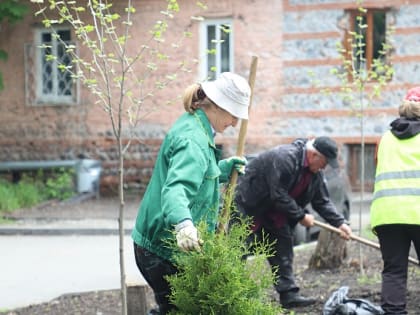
[280,291,316,308]
[147,309,160,315]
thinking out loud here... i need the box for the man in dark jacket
[234,137,352,309]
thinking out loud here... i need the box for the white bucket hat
[201,72,251,120]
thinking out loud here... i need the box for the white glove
[175,220,203,252]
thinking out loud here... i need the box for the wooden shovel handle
[313,219,419,266]
[227,59,258,187]
[217,56,258,234]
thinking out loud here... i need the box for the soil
[2,241,419,315]
[1,196,419,315]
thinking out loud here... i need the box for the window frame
[344,8,388,76]
[346,143,377,192]
[199,18,234,80]
[34,26,77,105]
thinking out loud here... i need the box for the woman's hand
[175,220,203,251]
[219,156,247,176]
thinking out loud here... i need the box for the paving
[0,194,141,235]
[0,194,147,311]
[0,192,373,311]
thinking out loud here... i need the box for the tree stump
[308,229,347,269]
[127,282,157,315]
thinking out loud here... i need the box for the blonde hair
[399,100,420,120]
[183,83,214,114]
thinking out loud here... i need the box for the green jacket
[132,109,227,261]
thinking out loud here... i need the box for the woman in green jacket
[132,72,250,314]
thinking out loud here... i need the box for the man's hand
[175,220,203,252]
[299,214,315,227]
[338,223,352,240]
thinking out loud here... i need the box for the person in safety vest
[234,136,352,309]
[370,86,420,315]
[132,72,250,315]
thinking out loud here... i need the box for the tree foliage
[32,0,190,129]
[310,0,394,272]
[0,0,28,23]
[30,1,195,314]
[0,0,28,90]
[331,4,394,273]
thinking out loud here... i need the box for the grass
[357,273,381,286]
[0,168,74,217]
[0,216,15,224]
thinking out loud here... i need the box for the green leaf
[71,6,85,12]
[125,6,136,13]
[0,50,8,61]
[0,0,29,24]
[0,72,4,91]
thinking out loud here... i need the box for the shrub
[0,180,20,212]
[0,168,75,214]
[43,168,75,200]
[13,180,43,208]
[167,217,283,315]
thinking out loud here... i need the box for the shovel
[217,56,258,234]
[313,219,420,266]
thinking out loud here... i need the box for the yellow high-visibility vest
[370,131,420,230]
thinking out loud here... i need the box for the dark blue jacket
[235,139,344,227]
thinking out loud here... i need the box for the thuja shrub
[167,217,283,315]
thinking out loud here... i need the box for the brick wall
[1,0,420,194]
[280,0,420,189]
[0,0,283,194]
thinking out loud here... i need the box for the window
[26,27,77,105]
[345,9,388,74]
[347,143,376,192]
[200,19,233,80]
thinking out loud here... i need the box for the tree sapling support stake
[217,56,258,234]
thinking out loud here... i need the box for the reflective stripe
[373,188,420,200]
[375,170,420,182]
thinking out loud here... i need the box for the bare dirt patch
[2,196,418,314]
[2,241,419,315]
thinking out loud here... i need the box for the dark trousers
[376,224,420,315]
[133,243,178,315]
[249,223,299,294]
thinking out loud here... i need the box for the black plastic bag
[323,286,384,315]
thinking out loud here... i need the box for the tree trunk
[308,229,347,269]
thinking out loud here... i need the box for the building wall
[0,0,283,193]
[283,0,420,133]
[1,0,420,193]
[280,0,420,190]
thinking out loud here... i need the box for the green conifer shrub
[167,216,284,315]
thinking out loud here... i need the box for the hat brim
[328,158,339,169]
[201,81,249,120]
